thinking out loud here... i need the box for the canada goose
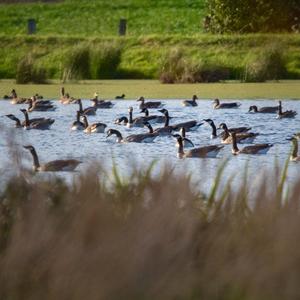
[27,97,56,112]
[81,115,107,133]
[115,94,125,99]
[60,87,77,104]
[24,145,82,172]
[248,105,279,113]
[10,89,28,104]
[5,113,46,128]
[173,134,224,159]
[91,93,114,108]
[76,99,97,116]
[106,123,158,143]
[218,122,252,138]
[172,120,202,132]
[287,136,300,161]
[276,101,297,119]
[294,132,300,140]
[20,109,55,130]
[182,95,198,107]
[114,116,129,125]
[213,98,241,109]
[203,119,218,139]
[218,123,258,144]
[140,108,166,124]
[71,111,85,131]
[179,127,194,147]
[230,132,273,155]
[24,95,51,105]
[153,109,174,136]
[137,96,163,109]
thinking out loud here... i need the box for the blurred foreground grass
[0,153,300,300]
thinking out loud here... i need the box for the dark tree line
[205,0,300,33]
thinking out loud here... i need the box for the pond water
[0,98,299,195]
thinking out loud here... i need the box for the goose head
[158,108,168,115]
[248,105,258,112]
[137,96,145,102]
[213,98,220,105]
[218,123,228,130]
[192,95,198,101]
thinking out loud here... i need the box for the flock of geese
[2,88,300,172]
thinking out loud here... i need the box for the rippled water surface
[0,98,299,194]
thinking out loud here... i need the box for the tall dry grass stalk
[0,154,300,299]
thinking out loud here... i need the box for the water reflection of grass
[1,79,300,99]
[0,158,300,299]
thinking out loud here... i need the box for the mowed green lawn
[1,80,300,99]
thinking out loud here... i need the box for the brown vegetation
[0,155,300,299]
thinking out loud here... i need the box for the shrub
[16,55,47,84]
[243,44,286,82]
[206,0,300,33]
[90,42,122,79]
[62,44,90,82]
[159,49,229,83]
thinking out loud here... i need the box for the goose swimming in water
[23,145,82,172]
[27,96,56,112]
[76,99,97,116]
[213,98,241,109]
[115,94,125,99]
[287,136,300,161]
[60,87,78,104]
[71,111,85,131]
[218,122,252,138]
[230,132,273,155]
[106,123,158,143]
[153,109,174,136]
[137,96,164,109]
[9,89,28,104]
[276,101,297,119]
[114,116,129,125]
[173,134,224,158]
[179,127,194,147]
[91,93,114,108]
[218,123,258,144]
[182,95,198,107]
[248,105,279,113]
[140,108,166,124]
[20,109,55,130]
[5,113,45,128]
[203,119,218,139]
[81,115,107,133]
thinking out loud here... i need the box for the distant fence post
[119,19,127,36]
[28,19,36,34]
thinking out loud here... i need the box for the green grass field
[1,79,300,99]
[0,0,206,36]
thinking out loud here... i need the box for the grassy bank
[1,34,300,81]
[0,159,300,300]
[0,0,206,36]
[1,79,300,99]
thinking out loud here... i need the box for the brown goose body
[218,123,256,144]
[20,109,54,130]
[153,109,173,136]
[27,97,56,112]
[249,105,279,113]
[107,125,158,143]
[82,115,107,133]
[213,98,241,109]
[276,101,297,119]
[76,99,97,116]
[24,145,81,172]
[230,133,272,155]
[91,95,114,109]
[137,96,163,109]
[174,135,224,158]
[182,95,198,107]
